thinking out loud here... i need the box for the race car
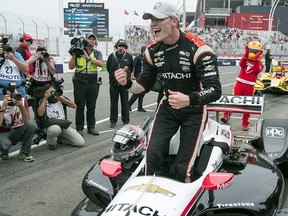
[254,64,288,94]
[71,95,288,216]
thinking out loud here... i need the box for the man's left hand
[167,89,190,109]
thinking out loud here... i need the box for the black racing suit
[265,51,272,72]
[128,53,146,110]
[125,31,222,182]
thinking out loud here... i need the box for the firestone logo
[266,127,284,138]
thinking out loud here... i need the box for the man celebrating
[115,1,221,182]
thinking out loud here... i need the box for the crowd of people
[0,30,155,163]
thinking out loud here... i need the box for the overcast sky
[1,0,196,38]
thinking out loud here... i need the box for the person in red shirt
[222,41,264,131]
[16,34,34,77]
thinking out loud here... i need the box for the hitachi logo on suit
[161,72,191,79]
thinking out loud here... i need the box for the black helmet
[111,124,146,162]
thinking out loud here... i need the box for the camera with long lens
[32,77,64,99]
[0,35,13,59]
[50,88,63,97]
[7,82,22,105]
[50,77,64,97]
[52,77,64,89]
[68,37,88,56]
[41,51,49,58]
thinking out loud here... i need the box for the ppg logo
[266,127,284,138]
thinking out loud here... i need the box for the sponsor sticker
[266,127,284,138]
[203,55,211,61]
[217,203,255,208]
[154,51,164,57]
[105,203,163,215]
[125,184,176,197]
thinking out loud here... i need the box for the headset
[19,34,33,43]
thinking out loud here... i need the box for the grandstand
[124,1,288,56]
[192,0,288,56]
[195,0,288,35]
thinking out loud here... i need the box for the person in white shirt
[37,86,85,150]
[0,86,36,162]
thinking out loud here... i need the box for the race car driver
[114,1,222,182]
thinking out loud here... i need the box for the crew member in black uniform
[107,39,134,128]
[128,46,147,112]
[115,1,222,182]
[264,47,273,72]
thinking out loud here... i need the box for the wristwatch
[0,108,6,113]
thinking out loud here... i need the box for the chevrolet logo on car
[125,184,176,197]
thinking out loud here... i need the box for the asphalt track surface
[1,66,288,216]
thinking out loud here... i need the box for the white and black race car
[72,95,288,216]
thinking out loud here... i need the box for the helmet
[247,41,264,61]
[111,124,146,162]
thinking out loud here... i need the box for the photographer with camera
[0,35,29,100]
[68,33,104,137]
[37,85,85,150]
[16,34,34,76]
[0,85,36,162]
[26,46,56,129]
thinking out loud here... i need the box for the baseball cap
[22,34,33,41]
[116,39,126,45]
[87,33,96,39]
[115,39,128,48]
[143,1,180,20]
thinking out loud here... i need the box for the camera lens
[54,89,63,97]
[11,93,22,101]
[42,52,49,58]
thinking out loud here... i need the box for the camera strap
[0,58,5,69]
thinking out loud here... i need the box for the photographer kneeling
[37,85,85,150]
[0,86,36,162]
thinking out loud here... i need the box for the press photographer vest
[0,54,25,88]
[0,98,27,129]
[75,50,98,74]
[46,101,65,120]
[32,58,53,82]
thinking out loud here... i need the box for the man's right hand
[44,89,51,100]
[114,66,129,86]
